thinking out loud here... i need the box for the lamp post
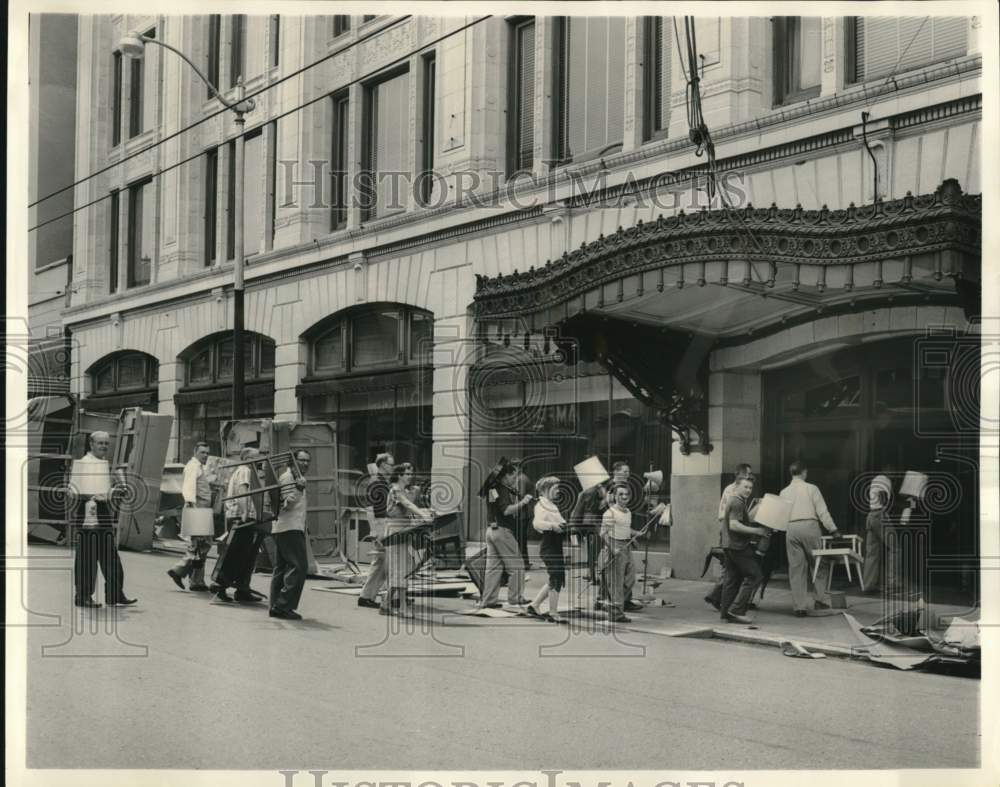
[119,31,254,419]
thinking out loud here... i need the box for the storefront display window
[84,351,159,414]
[298,304,434,481]
[176,332,276,460]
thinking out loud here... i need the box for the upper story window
[184,333,275,387]
[553,17,626,165]
[270,15,280,67]
[331,93,350,230]
[128,27,156,138]
[126,178,154,288]
[111,51,123,146]
[226,124,275,259]
[207,15,221,97]
[229,15,270,86]
[507,17,535,175]
[204,148,218,265]
[848,16,967,84]
[108,189,120,293]
[307,305,433,377]
[362,68,410,221]
[91,352,158,395]
[643,17,671,141]
[419,52,436,206]
[333,16,351,37]
[773,17,822,106]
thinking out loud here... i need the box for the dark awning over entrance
[472,180,981,454]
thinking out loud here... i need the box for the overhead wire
[28,15,490,234]
[28,14,421,211]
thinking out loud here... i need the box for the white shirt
[182,457,214,507]
[780,477,836,532]
[532,497,565,533]
[869,474,893,511]
[601,506,633,541]
[225,464,257,521]
[68,452,113,498]
[273,469,308,534]
[717,481,741,520]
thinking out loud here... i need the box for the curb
[614,618,858,658]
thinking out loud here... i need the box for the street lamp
[119,30,255,419]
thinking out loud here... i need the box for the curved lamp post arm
[122,33,255,115]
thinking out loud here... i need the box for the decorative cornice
[474,180,981,319]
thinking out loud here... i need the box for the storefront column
[429,316,470,527]
[669,369,762,580]
[157,360,181,462]
[273,341,303,421]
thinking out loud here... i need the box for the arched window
[298,304,433,477]
[84,351,159,413]
[175,332,275,459]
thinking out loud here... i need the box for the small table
[812,535,865,593]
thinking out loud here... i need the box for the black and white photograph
[6,2,999,786]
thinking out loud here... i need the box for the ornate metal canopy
[472,180,981,454]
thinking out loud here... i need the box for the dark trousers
[516,520,530,569]
[270,530,308,612]
[720,545,763,618]
[74,524,125,603]
[213,521,265,591]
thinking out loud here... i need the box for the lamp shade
[574,456,609,491]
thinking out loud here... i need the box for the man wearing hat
[477,460,531,608]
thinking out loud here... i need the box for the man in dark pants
[706,463,755,611]
[212,447,265,603]
[719,476,769,624]
[68,431,137,608]
[270,450,311,620]
[510,459,534,571]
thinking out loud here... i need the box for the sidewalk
[505,565,979,661]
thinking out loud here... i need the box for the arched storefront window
[298,304,433,481]
[175,332,275,459]
[84,351,159,414]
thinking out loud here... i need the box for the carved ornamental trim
[473,180,981,320]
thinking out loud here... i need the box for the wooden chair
[812,534,865,593]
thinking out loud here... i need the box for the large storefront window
[469,349,674,548]
[175,333,275,459]
[298,305,434,490]
[763,335,979,598]
[83,351,159,414]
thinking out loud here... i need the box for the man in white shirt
[862,465,894,592]
[269,450,311,620]
[779,461,841,616]
[67,431,136,608]
[167,442,216,592]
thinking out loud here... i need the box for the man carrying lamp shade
[67,431,137,608]
[168,442,216,592]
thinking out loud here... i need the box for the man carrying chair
[211,447,266,604]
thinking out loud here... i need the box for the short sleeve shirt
[721,495,751,550]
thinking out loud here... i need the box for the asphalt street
[23,546,979,771]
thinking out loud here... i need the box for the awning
[296,368,432,398]
[174,381,275,406]
[82,389,157,412]
[473,180,981,454]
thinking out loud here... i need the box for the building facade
[28,13,77,397]
[60,14,983,582]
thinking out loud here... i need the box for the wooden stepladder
[220,451,304,530]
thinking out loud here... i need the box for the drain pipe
[860,111,880,201]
